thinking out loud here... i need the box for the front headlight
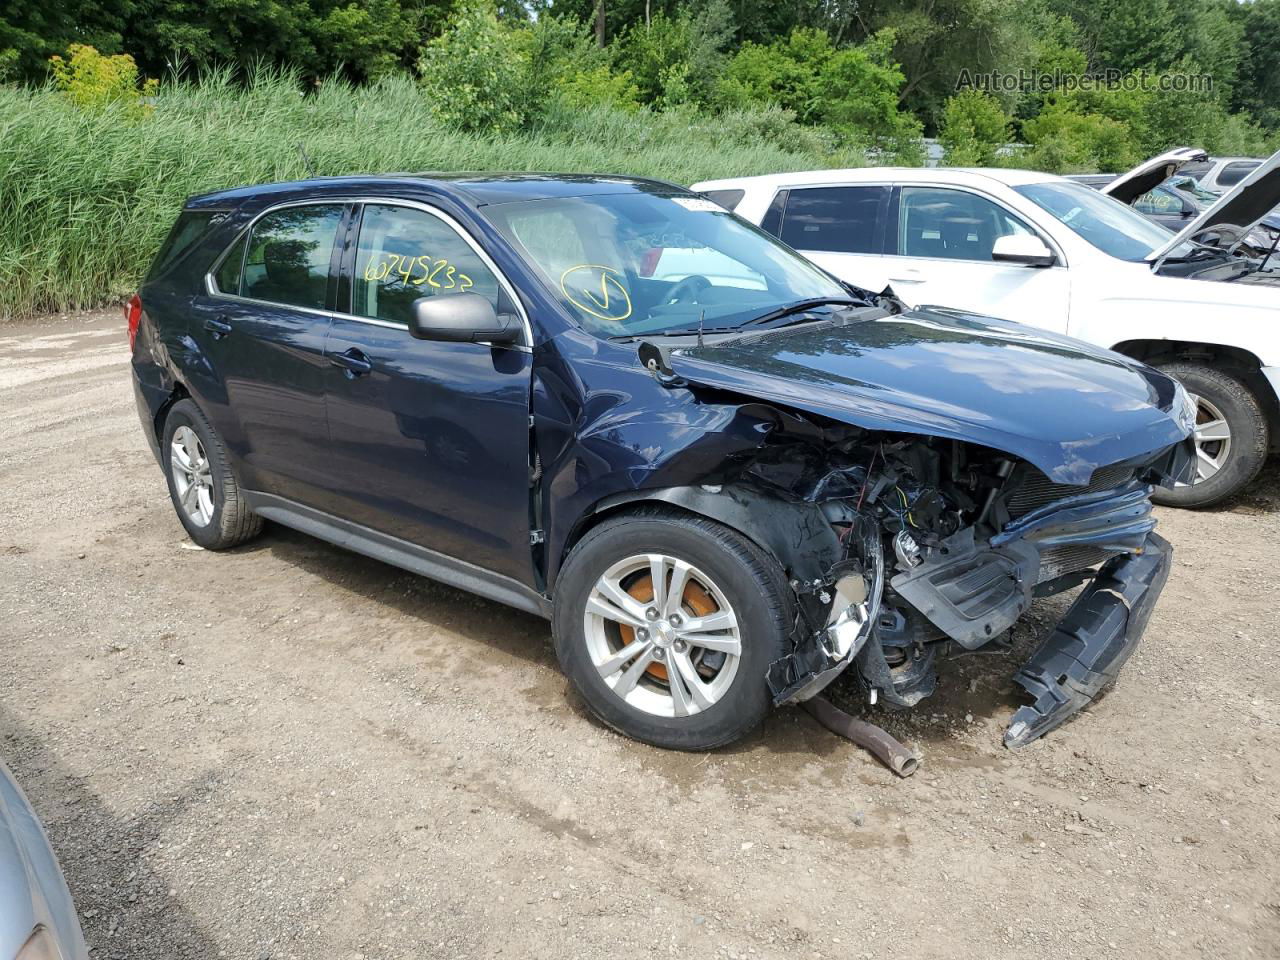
[1171,380,1198,437]
[16,927,64,960]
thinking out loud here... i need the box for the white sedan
[694,154,1280,506]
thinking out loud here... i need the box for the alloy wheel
[1189,393,1232,483]
[583,554,742,718]
[170,425,215,527]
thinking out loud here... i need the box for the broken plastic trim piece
[1005,531,1171,748]
[768,533,885,706]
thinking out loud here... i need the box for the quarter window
[898,187,1035,261]
[1217,161,1260,188]
[352,204,501,327]
[778,186,886,254]
[241,205,343,310]
[148,212,219,281]
[701,188,745,212]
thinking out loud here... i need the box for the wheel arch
[552,485,839,596]
[1111,338,1280,451]
[153,381,192,447]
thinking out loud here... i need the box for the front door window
[351,204,502,325]
[898,188,1035,261]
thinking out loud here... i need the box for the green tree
[721,26,920,143]
[720,27,834,123]
[615,1,735,107]
[1,0,449,85]
[418,4,527,131]
[846,0,1044,132]
[1048,0,1176,71]
[1,1,130,82]
[939,90,1011,165]
[49,43,157,114]
[1021,99,1136,172]
[1234,0,1280,131]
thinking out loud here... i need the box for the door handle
[330,347,373,378]
[888,269,925,283]
[204,315,232,339]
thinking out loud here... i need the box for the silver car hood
[1103,146,1207,205]
[0,773,39,959]
[1149,148,1280,264]
[0,763,89,960]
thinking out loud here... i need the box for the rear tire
[1151,363,1268,509]
[162,399,263,549]
[552,509,791,750]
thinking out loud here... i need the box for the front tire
[1151,363,1268,509]
[552,509,791,750]
[162,398,263,549]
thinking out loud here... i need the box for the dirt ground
[2,309,1278,960]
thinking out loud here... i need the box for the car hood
[1150,148,1280,263]
[1104,146,1209,205]
[0,764,88,960]
[666,308,1188,485]
[0,778,38,960]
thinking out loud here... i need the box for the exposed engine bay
[624,401,1193,751]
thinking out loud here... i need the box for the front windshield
[1015,180,1194,261]
[484,192,849,337]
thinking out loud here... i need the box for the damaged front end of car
[561,313,1198,749]
[746,433,1189,748]
[535,305,1197,749]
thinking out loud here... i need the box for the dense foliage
[0,69,863,318]
[4,0,1278,154]
[2,0,1278,318]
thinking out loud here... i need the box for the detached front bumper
[1005,531,1171,747]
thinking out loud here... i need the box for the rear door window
[778,186,887,254]
[213,232,248,295]
[351,204,501,327]
[241,205,344,310]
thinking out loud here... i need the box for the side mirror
[991,234,1056,267]
[408,293,521,344]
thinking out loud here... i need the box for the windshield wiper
[608,297,869,343]
[734,297,867,330]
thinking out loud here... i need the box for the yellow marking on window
[361,253,473,293]
[560,264,632,322]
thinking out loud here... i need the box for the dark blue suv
[130,173,1195,750]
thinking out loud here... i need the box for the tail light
[125,294,142,350]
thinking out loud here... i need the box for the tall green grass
[0,70,863,319]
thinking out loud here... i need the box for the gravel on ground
[2,309,1278,960]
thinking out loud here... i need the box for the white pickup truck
[694,150,1280,506]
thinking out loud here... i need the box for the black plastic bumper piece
[1004,531,1171,748]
